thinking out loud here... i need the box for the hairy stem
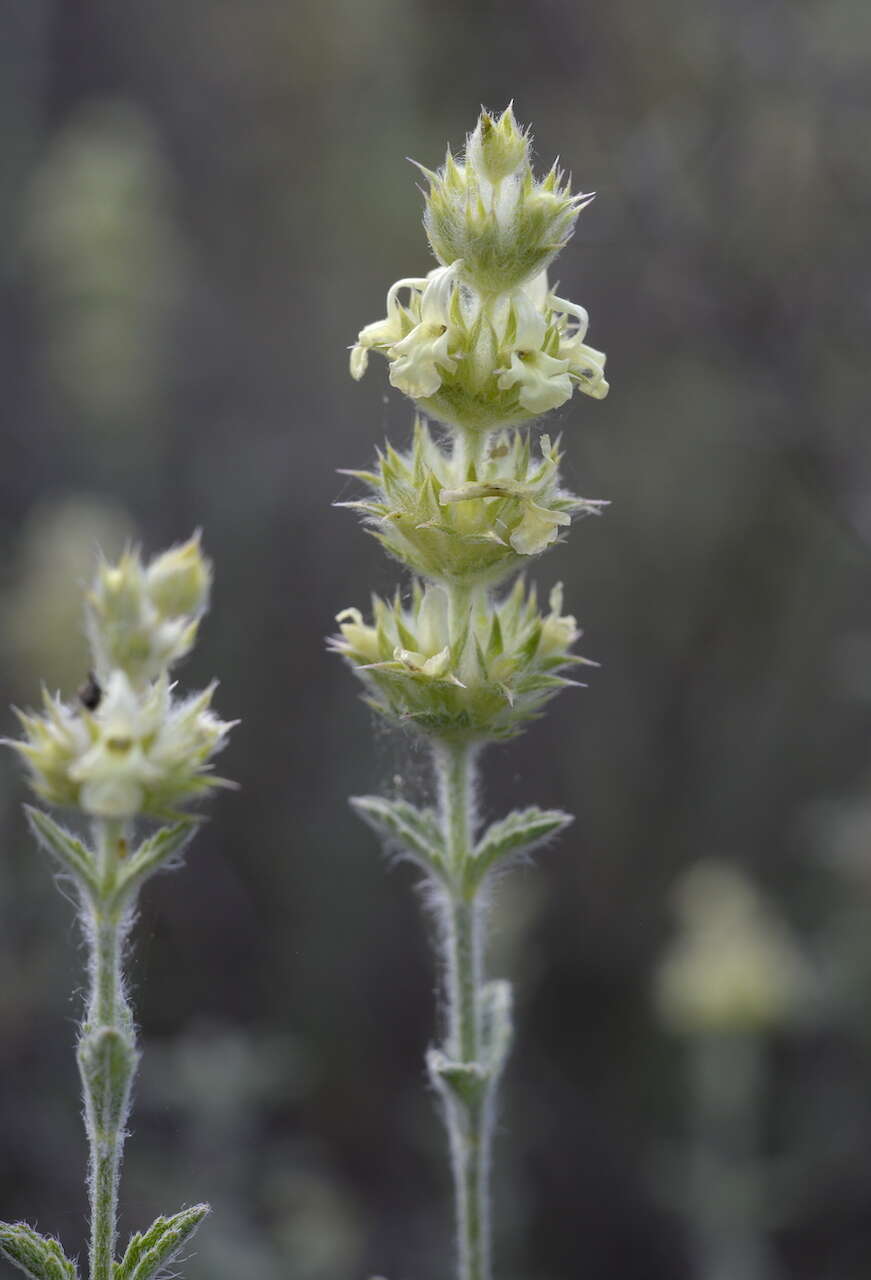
[81,819,137,1280]
[436,740,481,1055]
[433,738,492,1280]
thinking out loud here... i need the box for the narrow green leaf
[395,616,417,651]
[519,674,583,692]
[351,796,445,871]
[480,980,513,1075]
[78,1027,138,1138]
[470,807,573,884]
[111,820,200,908]
[115,1206,209,1280]
[472,634,489,681]
[335,467,381,487]
[486,614,504,658]
[0,1223,76,1280]
[517,619,542,662]
[24,807,96,894]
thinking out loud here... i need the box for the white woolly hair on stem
[1,536,232,1280]
[337,105,607,1280]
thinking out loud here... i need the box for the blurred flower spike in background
[9,536,234,820]
[655,860,815,1035]
[87,533,211,686]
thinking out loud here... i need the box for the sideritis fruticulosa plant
[1,536,235,1280]
[331,106,608,1280]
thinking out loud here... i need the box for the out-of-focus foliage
[21,103,188,444]
[3,496,135,695]
[1,2,871,1279]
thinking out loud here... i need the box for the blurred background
[1,1,870,1277]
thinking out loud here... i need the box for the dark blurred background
[1,2,871,1278]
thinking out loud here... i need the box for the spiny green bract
[339,419,604,587]
[331,578,593,742]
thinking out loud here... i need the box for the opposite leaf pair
[352,793,573,895]
[0,1207,208,1280]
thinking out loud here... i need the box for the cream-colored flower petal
[349,344,370,380]
[419,263,458,324]
[523,270,549,310]
[389,324,457,400]
[549,293,589,341]
[508,503,570,556]
[497,350,572,415]
[508,289,547,351]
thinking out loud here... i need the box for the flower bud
[419,106,594,296]
[146,533,211,619]
[87,538,210,685]
[466,104,529,185]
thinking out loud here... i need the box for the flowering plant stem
[335,106,608,1277]
[1,537,231,1280]
[84,819,136,1280]
[434,738,489,1280]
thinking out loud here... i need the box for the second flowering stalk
[2,537,234,1280]
[334,107,609,1280]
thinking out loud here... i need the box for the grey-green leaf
[470,807,573,884]
[0,1223,76,1280]
[115,1205,209,1280]
[351,795,445,870]
[78,1027,138,1138]
[24,807,96,893]
[111,820,200,908]
[480,980,513,1075]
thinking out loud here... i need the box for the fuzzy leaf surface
[78,1027,138,1137]
[351,795,445,869]
[114,1206,209,1280]
[0,1223,76,1280]
[112,820,200,907]
[480,980,513,1074]
[470,807,573,883]
[24,807,96,893]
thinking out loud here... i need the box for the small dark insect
[78,672,102,712]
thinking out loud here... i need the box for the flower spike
[334,107,609,1280]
